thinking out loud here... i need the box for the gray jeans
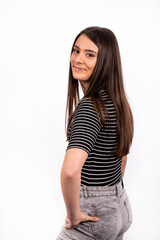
[56,181,132,240]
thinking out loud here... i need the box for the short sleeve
[66,98,101,154]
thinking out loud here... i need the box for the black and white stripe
[66,89,122,186]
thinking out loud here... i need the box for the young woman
[57,26,134,240]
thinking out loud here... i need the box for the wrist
[67,207,81,222]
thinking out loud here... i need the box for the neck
[79,80,90,94]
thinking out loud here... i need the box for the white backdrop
[0,0,160,239]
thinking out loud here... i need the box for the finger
[86,215,100,222]
[64,222,73,229]
[64,224,70,229]
[64,219,71,229]
[65,218,70,223]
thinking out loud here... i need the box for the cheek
[70,54,75,64]
[88,61,97,73]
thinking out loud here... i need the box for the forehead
[75,34,98,52]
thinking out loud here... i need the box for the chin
[73,74,89,81]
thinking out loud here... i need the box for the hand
[64,211,100,229]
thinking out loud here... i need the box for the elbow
[61,167,80,180]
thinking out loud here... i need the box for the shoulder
[76,97,98,118]
[78,96,93,107]
[72,97,101,131]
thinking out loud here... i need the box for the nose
[75,52,84,64]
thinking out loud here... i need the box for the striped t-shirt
[66,89,122,186]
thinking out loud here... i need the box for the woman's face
[70,34,98,83]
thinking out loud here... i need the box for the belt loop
[83,185,88,198]
[116,181,121,196]
[122,180,124,189]
[115,184,119,197]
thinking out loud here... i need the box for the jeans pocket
[124,197,133,224]
[90,205,117,239]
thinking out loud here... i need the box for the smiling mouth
[73,66,86,72]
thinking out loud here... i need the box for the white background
[0,0,160,239]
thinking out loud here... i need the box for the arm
[61,148,87,222]
[61,100,101,228]
[61,148,99,228]
[121,155,127,177]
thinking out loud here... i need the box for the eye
[72,48,79,54]
[86,53,95,58]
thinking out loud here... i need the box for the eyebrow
[74,45,98,55]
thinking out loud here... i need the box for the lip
[73,66,86,72]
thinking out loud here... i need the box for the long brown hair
[65,26,134,157]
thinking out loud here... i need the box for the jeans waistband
[80,180,124,198]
